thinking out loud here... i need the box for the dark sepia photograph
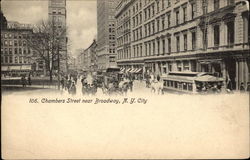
[1,0,249,159]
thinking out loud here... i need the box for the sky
[1,0,97,57]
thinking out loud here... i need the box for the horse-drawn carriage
[100,67,132,96]
[81,74,98,95]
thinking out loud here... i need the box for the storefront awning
[135,68,142,73]
[120,68,125,73]
[2,65,32,71]
[126,68,132,73]
[1,66,9,71]
[130,68,137,73]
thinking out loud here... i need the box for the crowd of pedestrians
[57,71,250,96]
[60,74,77,95]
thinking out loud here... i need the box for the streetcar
[161,72,224,94]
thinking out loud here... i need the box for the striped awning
[135,68,142,73]
[120,68,125,72]
[130,68,137,73]
[126,68,132,73]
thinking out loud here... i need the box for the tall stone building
[1,26,46,76]
[48,0,68,73]
[115,0,249,90]
[97,0,117,71]
[0,1,7,30]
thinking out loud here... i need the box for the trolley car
[162,72,224,94]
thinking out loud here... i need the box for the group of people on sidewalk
[60,74,77,95]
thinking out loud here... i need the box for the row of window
[117,20,131,36]
[164,80,193,92]
[2,40,28,46]
[1,56,30,64]
[120,17,239,59]
[119,0,236,38]
[2,33,30,39]
[131,5,194,41]
[118,19,236,60]
[1,48,31,55]
[117,46,131,60]
[117,33,131,47]
[132,0,142,15]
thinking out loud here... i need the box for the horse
[118,81,130,96]
[150,80,164,95]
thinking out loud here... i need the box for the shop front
[1,65,32,77]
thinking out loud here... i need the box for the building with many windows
[77,40,98,72]
[48,0,68,73]
[115,0,249,90]
[96,0,117,71]
[0,1,7,30]
[1,28,45,76]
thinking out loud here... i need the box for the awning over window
[125,68,132,73]
[135,68,142,73]
[1,66,9,71]
[130,68,137,73]
[120,68,125,73]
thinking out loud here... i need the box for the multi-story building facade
[115,0,249,90]
[0,3,7,30]
[1,28,45,76]
[97,0,117,71]
[48,0,68,73]
[77,40,98,72]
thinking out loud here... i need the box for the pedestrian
[129,78,133,92]
[28,73,32,86]
[67,79,72,93]
[21,75,27,87]
[60,77,65,90]
[240,82,245,92]
[74,76,77,84]
[64,78,68,91]
[227,78,233,91]
[157,75,160,81]
[70,82,76,95]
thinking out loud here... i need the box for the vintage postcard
[1,0,249,159]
